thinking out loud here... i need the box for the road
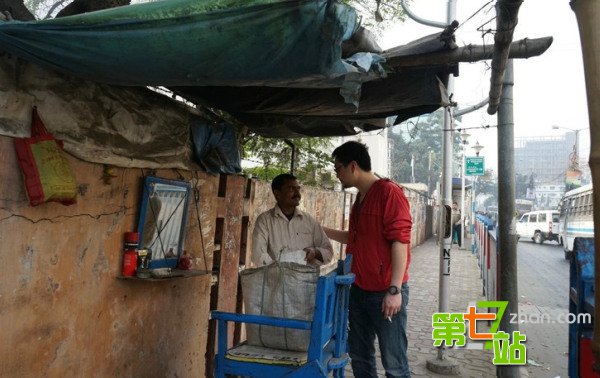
[516,238,570,377]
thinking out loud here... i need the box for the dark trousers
[348,284,410,377]
[452,224,462,247]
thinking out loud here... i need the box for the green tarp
[0,0,365,87]
[0,0,455,138]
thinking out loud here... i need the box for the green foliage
[476,169,497,202]
[342,0,408,35]
[389,109,462,187]
[242,135,336,188]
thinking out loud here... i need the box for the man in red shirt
[324,141,412,378]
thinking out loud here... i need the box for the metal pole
[471,176,477,254]
[411,154,416,183]
[436,0,457,365]
[496,59,520,377]
[461,144,466,249]
[399,1,460,373]
[428,150,433,198]
[575,130,580,168]
[283,139,296,174]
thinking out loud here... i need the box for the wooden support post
[571,0,600,368]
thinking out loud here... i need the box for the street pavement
[345,237,509,377]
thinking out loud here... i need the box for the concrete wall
[0,135,215,377]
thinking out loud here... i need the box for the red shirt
[347,179,412,291]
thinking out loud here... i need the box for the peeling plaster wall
[0,135,214,377]
[0,55,201,170]
[0,55,430,376]
[0,137,429,376]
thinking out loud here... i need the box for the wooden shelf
[117,269,211,281]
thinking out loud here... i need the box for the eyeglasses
[333,163,347,173]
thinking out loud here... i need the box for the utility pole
[411,154,415,183]
[427,149,434,198]
[283,139,296,174]
[399,0,460,374]
[470,141,484,254]
[496,59,520,377]
[459,131,470,250]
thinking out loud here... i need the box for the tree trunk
[0,0,34,20]
[487,0,523,115]
[56,0,130,17]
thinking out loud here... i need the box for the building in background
[514,134,576,185]
[338,128,390,178]
[515,132,591,210]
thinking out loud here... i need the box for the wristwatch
[387,285,400,295]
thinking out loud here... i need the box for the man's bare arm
[323,226,349,244]
[382,241,408,318]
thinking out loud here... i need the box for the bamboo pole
[571,0,600,369]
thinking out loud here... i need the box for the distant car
[516,210,560,244]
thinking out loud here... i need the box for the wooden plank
[216,174,245,344]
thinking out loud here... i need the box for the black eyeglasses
[333,163,346,173]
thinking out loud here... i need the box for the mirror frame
[137,176,192,269]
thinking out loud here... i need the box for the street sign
[465,156,485,176]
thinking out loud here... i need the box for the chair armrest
[335,273,355,285]
[211,311,312,330]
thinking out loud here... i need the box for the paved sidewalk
[345,237,499,377]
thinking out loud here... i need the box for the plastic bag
[13,107,77,206]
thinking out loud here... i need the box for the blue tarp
[190,116,241,174]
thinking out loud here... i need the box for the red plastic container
[121,232,139,277]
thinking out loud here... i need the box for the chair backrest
[306,258,354,363]
[211,256,354,378]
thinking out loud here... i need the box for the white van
[516,210,560,244]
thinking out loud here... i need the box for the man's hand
[382,292,402,319]
[304,247,323,264]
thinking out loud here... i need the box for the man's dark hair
[271,173,297,193]
[332,141,371,171]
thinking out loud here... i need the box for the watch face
[388,285,400,295]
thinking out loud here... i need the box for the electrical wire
[455,0,495,32]
[442,124,497,132]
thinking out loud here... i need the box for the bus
[515,199,534,217]
[558,184,594,260]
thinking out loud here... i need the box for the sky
[380,0,590,173]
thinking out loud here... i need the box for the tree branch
[0,0,34,20]
[487,0,523,115]
[44,0,70,19]
[56,0,130,18]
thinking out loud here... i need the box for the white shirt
[251,206,333,267]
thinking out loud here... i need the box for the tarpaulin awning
[172,63,451,137]
[0,0,366,88]
[0,0,457,138]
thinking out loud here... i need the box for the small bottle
[122,232,138,277]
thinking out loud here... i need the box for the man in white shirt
[251,173,333,267]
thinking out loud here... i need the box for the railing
[474,214,497,301]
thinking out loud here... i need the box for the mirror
[138,176,192,269]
